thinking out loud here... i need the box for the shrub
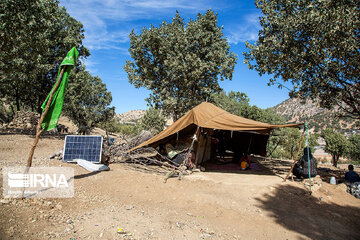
[139,108,165,135]
[348,134,360,164]
[98,119,140,136]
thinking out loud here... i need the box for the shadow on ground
[255,156,293,176]
[317,167,346,184]
[74,171,101,179]
[256,184,360,240]
[256,157,348,184]
[203,157,275,176]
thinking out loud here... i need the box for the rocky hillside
[272,98,358,132]
[115,110,146,124]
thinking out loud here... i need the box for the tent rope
[305,122,312,194]
[304,93,312,194]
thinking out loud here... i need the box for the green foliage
[117,124,140,136]
[98,119,140,136]
[212,91,285,124]
[139,108,166,135]
[211,91,250,116]
[124,10,237,120]
[98,119,121,134]
[267,129,318,160]
[270,147,287,160]
[308,133,319,154]
[0,102,14,123]
[347,134,360,163]
[322,128,349,167]
[282,128,301,160]
[244,0,360,119]
[63,67,114,128]
[0,0,89,112]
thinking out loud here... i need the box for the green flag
[41,47,79,131]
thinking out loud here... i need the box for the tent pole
[200,132,209,165]
[247,137,252,153]
[26,66,67,168]
[284,127,305,181]
[185,126,200,168]
[266,130,280,158]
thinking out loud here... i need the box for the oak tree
[244,0,360,119]
[63,67,115,129]
[0,0,89,113]
[322,128,348,167]
[125,10,237,120]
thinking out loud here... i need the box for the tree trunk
[332,154,339,167]
[10,104,16,118]
[173,110,178,122]
[15,88,20,111]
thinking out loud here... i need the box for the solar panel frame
[63,135,103,163]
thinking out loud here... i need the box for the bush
[139,108,165,135]
[0,102,14,123]
[98,119,140,136]
[322,128,349,167]
[97,119,121,133]
[348,134,360,164]
[117,124,140,136]
[270,147,286,159]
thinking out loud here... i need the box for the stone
[0,199,10,204]
[125,205,134,210]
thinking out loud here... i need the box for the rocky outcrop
[272,98,358,132]
[115,110,146,124]
[1,111,38,130]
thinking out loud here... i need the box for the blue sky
[60,0,291,114]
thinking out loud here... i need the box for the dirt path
[1,134,360,239]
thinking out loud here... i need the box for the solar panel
[63,135,103,163]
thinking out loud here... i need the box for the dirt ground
[1,133,360,240]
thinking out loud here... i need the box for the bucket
[330,176,336,185]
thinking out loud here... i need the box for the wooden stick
[284,127,306,181]
[26,66,67,168]
[185,126,199,168]
[247,136,253,153]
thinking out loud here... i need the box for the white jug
[330,176,336,185]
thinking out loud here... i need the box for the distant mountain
[115,110,146,124]
[272,98,358,132]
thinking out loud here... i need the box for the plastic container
[330,176,336,185]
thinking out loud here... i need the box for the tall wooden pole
[284,127,306,181]
[26,66,67,168]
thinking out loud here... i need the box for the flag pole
[26,66,67,168]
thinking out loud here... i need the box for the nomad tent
[129,102,303,165]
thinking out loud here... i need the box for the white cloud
[60,0,213,51]
[129,0,202,10]
[82,58,99,75]
[227,13,261,44]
